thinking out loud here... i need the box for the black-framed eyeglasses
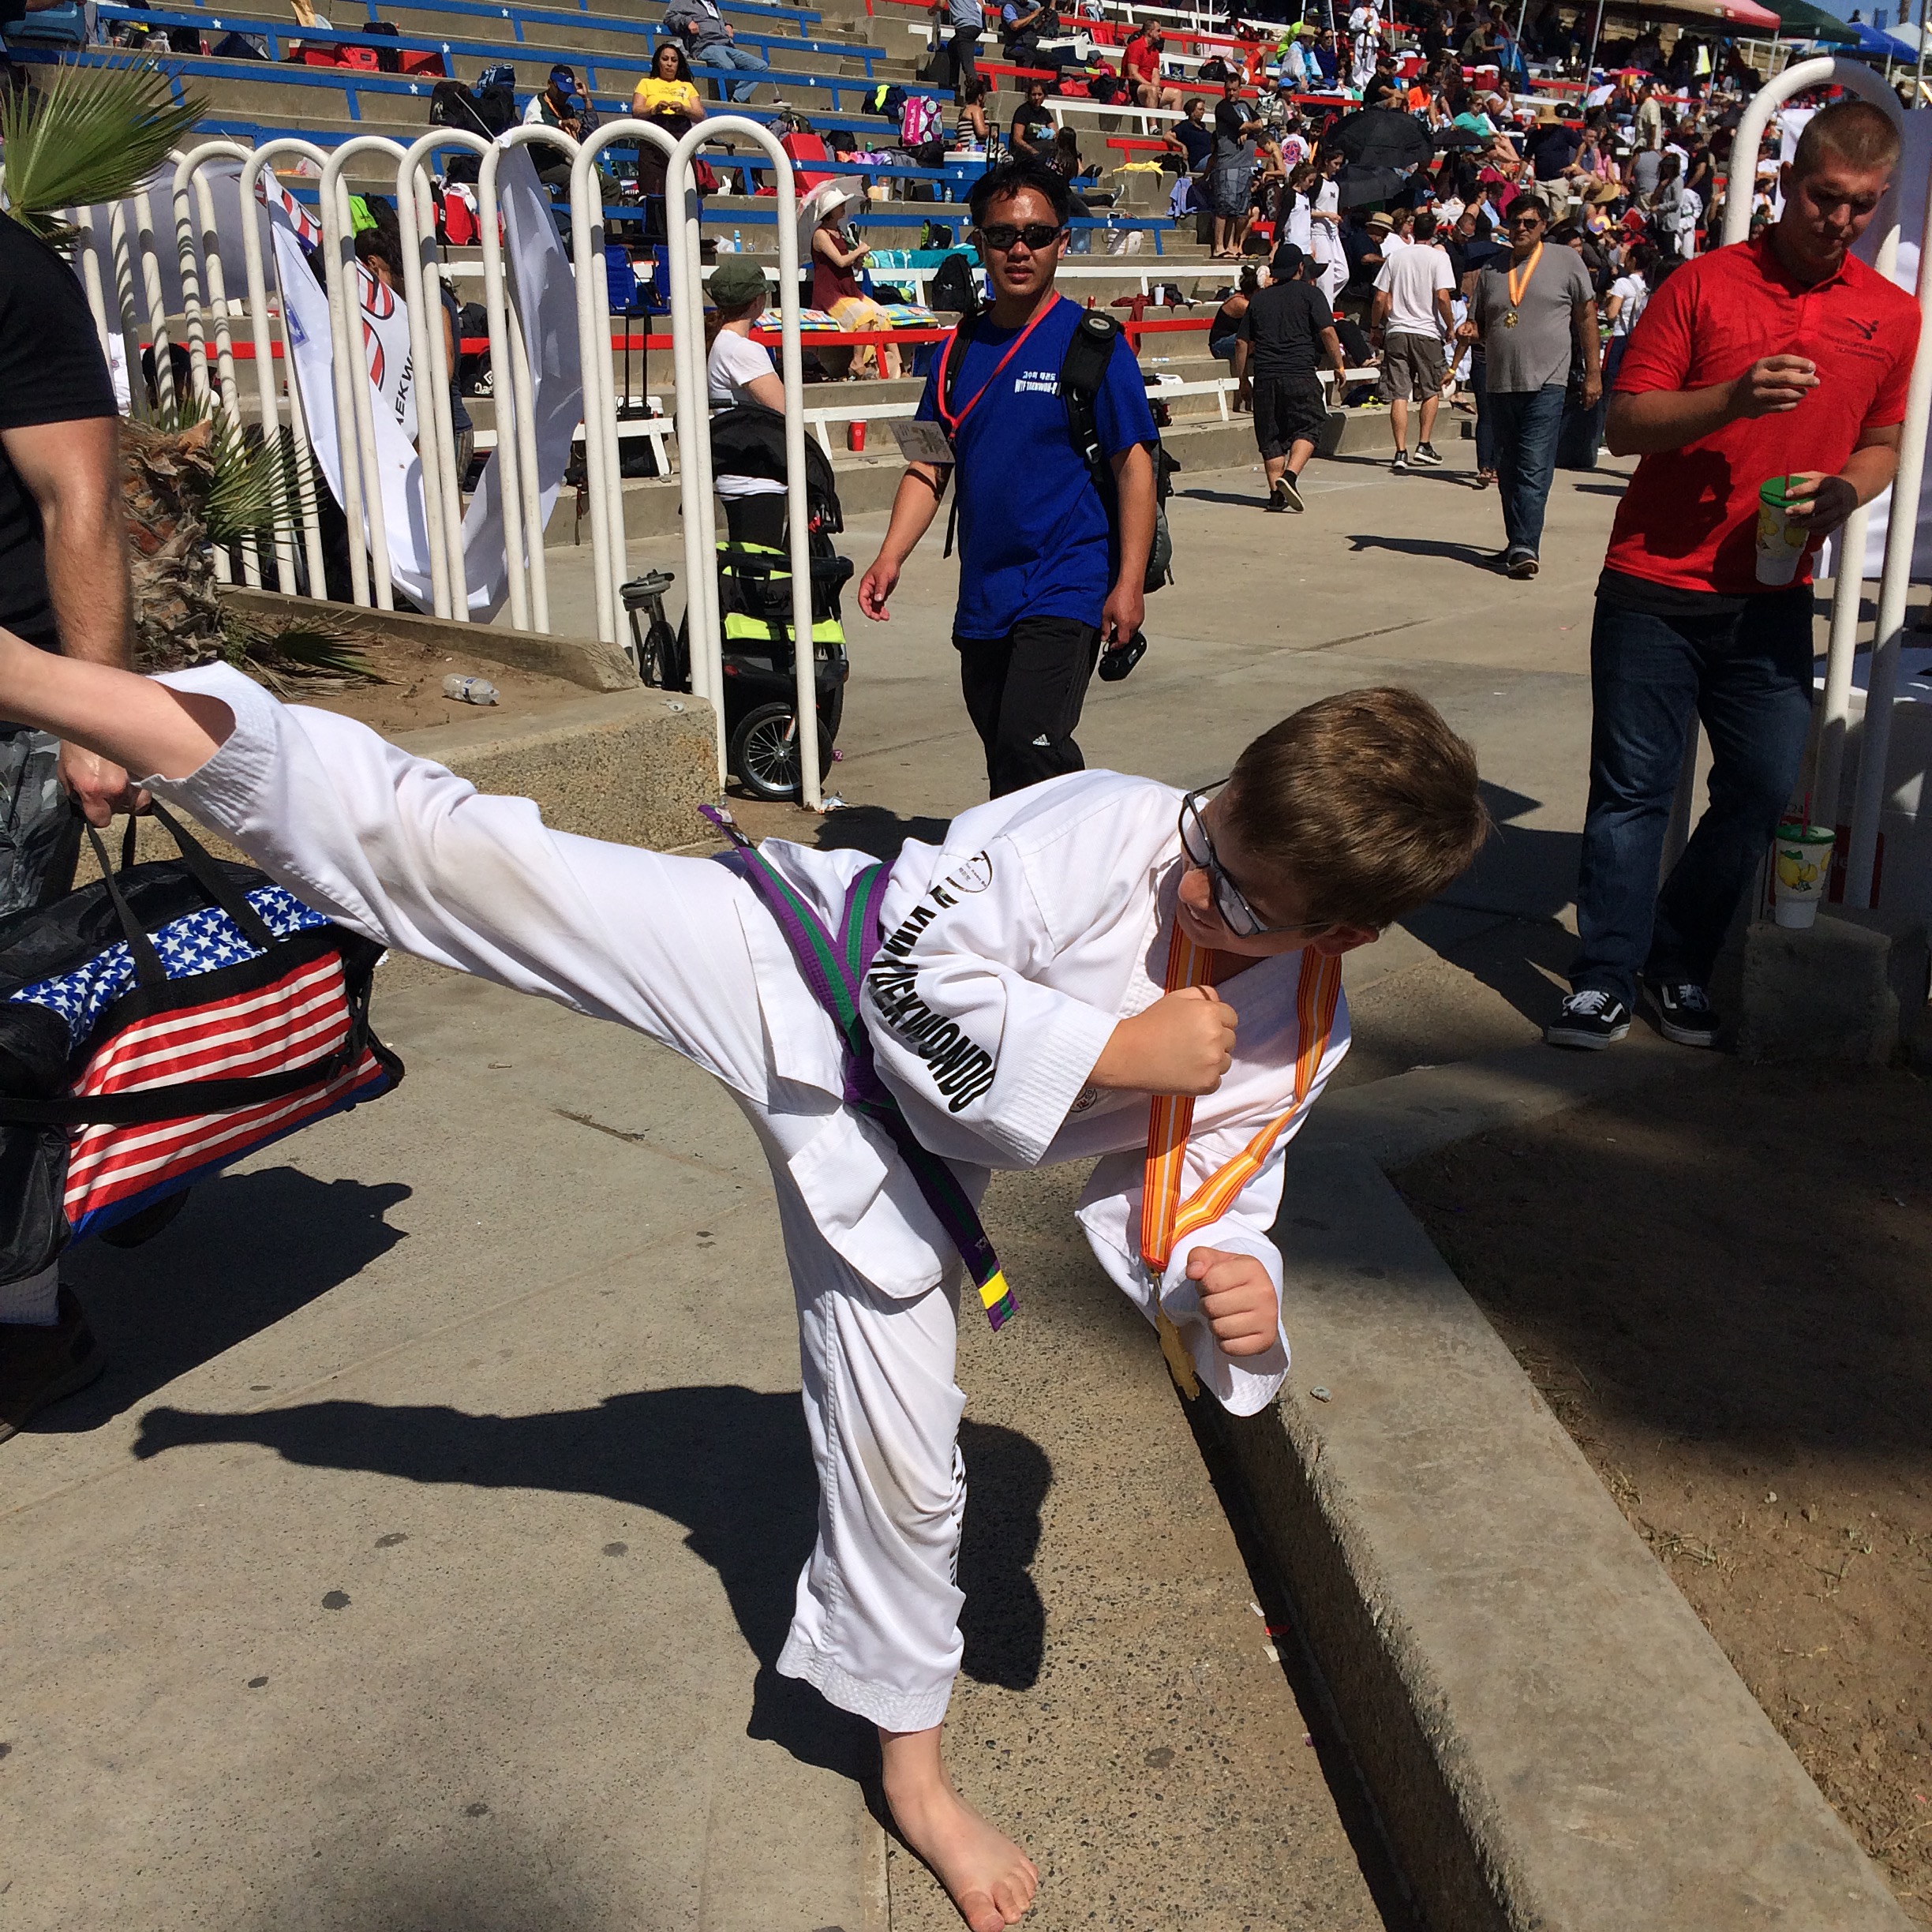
[1178,784,1331,942]
[976,222,1065,252]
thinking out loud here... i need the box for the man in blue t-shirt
[857,161,1157,797]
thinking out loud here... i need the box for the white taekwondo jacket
[144,668,1350,1415]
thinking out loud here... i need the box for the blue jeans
[1570,586,1816,1005]
[1487,380,1565,557]
[699,39,769,102]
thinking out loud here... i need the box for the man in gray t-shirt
[1462,196,1600,577]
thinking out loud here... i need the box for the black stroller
[621,405,852,801]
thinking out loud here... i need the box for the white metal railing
[320,133,410,612]
[238,138,332,598]
[1716,58,1914,913]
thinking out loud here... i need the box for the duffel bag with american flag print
[0,802,402,1280]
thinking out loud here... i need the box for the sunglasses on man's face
[978,222,1065,252]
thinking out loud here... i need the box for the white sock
[0,1262,61,1327]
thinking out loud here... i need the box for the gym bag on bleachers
[0,806,402,1282]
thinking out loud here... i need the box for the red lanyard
[936,294,1065,440]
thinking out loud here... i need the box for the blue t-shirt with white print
[915,294,1157,640]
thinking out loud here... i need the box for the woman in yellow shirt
[632,42,706,126]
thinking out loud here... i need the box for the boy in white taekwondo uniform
[0,638,1486,1932]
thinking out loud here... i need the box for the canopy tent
[1749,0,1861,40]
[1831,14,1919,55]
[1597,0,1784,32]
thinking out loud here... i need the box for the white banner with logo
[269,144,581,619]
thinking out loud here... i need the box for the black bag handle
[79,803,279,990]
[84,821,166,990]
[141,803,278,949]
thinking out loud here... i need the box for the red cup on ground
[848,421,867,453]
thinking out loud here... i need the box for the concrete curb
[1209,1144,1914,1932]
[1204,1048,1915,1930]
[219,586,641,694]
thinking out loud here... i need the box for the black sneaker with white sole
[1644,977,1720,1047]
[1391,451,1410,474]
[1410,441,1443,466]
[1544,989,1631,1050]
[1278,472,1305,511]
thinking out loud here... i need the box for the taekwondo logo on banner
[258,147,582,620]
[255,174,417,446]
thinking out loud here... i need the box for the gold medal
[1500,242,1540,333]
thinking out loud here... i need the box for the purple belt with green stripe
[702,807,1016,1331]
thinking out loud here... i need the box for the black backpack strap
[1059,307,1121,506]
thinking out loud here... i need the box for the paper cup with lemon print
[1755,477,1810,587]
[1772,821,1835,928]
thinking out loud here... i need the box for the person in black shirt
[1231,243,1346,511]
[1164,94,1214,175]
[0,208,139,1425]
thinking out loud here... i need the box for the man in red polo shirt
[1547,100,1916,1051]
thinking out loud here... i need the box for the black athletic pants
[955,616,1102,798]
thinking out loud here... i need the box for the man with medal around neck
[1457,193,1599,579]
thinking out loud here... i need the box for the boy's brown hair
[1223,687,1488,930]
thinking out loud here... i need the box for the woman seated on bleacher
[1009,78,1055,163]
[810,195,902,381]
[632,42,707,131]
[953,74,992,154]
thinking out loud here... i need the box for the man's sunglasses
[1508,214,1544,230]
[976,222,1066,252]
[1178,784,1332,942]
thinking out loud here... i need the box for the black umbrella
[1329,104,1436,208]
[1330,104,1436,170]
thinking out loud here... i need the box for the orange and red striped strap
[1137,927,1342,1285]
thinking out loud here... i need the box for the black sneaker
[1505,546,1540,578]
[0,1288,105,1446]
[1545,989,1631,1050]
[1410,441,1444,466]
[1644,977,1720,1047]
[1278,472,1305,512]
[1391,451,1410,474]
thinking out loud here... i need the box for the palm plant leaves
[0,61,204,242]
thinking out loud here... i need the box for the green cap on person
[706,256,769,306]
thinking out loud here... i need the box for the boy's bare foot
[881,1724,1038,1931]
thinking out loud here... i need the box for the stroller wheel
[731,702,834,802]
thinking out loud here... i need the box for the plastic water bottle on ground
[442,674,498,705]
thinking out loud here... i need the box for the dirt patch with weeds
[1393,1061,1932,1923]
[280,636,593,736]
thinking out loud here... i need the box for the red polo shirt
[1123,36,1159,82]
[1603,234,1918,596]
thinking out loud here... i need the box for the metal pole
[107,202,148,424]
[478,125,581,636]
[670,117,818,806]
[1846,158,1932,907]
[133,184,177,413]
[1720,59,1906,899]
[320,136,410,611]
[571,120,682,652]
[238,138,332,599]
[1583,0,1606,87]
[399,131,490,622]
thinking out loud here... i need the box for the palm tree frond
[0,62,205,241]
[147,394,322,550]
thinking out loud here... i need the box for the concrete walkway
[4,438,1638,1928]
